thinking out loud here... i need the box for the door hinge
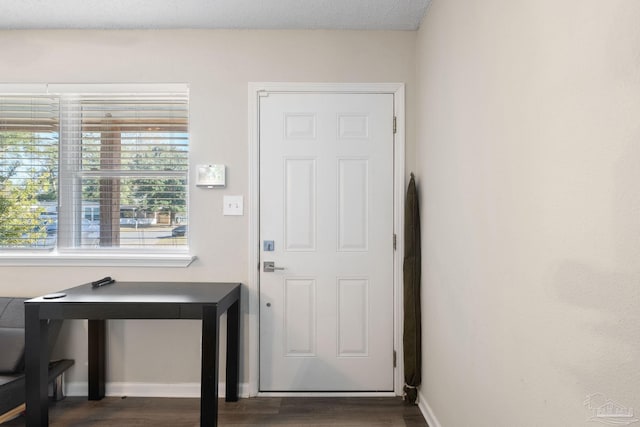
[393,116,397,134]
[258,90,270,97]
[393,350,397,368]
[393,234,397,250]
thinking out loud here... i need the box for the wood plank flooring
[3,397,428,426]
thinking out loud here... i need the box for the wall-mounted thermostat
[196,164,225,188]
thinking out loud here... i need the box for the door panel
[284,158,316,251]
[337,277,369,356]
[338,158,369,251]
[284,278,317,356]
[259,92,394,391]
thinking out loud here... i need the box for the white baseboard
[66,382,251,399]
[257,391,397,397]
[417,390,442,427]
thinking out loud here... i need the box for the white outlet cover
[223,195,243,216]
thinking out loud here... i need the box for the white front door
[259,92,395,392]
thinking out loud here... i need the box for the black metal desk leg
[88,319,106,400]
[25,304,49,427]
[225,299,240,402]
[201,305,220,426]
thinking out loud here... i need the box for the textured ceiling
[0,0,430,30]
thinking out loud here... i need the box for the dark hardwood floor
[4,397,428,426]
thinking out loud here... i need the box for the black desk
[25,281,241,427]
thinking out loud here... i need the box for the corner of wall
[417,389,442,427]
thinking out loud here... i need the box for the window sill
[0,252,196,267]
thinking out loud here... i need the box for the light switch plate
[223,195,243,216]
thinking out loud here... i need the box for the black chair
[0,298,74,423]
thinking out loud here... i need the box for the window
[0,84,190,259]
[0,94,59,248]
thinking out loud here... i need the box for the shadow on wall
[554,132,640,336]
[613,134,640,266]
[550,134,640,420]
[553,260,640,329]
[552,258,640,417]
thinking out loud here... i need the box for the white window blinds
[0,85,190,252]
[59,91,189,250]
[0,95,59,248]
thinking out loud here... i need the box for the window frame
[0,84,194,267]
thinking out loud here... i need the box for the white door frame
[248,82,405,396]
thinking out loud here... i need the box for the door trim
[248,82,406,396]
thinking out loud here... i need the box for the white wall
[0,29,416,394]
[416,0,640,426]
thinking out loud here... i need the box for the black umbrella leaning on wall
[403,172,422,404]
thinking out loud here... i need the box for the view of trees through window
[0,90,189,250]
[0,131,57,247]
[77,129,189,248]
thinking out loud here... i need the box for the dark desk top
[26,282,241,320]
